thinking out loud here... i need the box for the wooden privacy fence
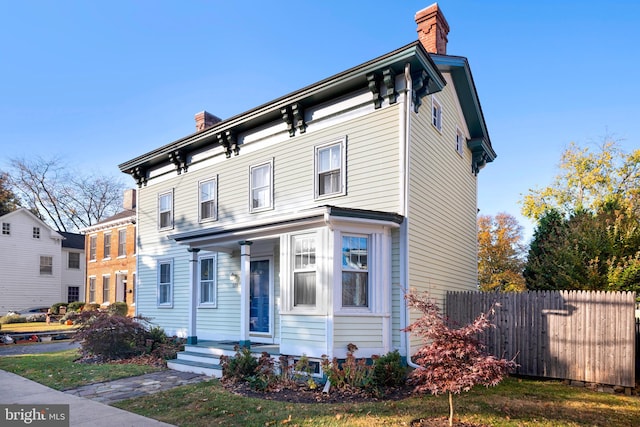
[445,291,636,388]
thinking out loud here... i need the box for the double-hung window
[102,275,110,303]
[199,255,217,306]
[2,222,10,235]
[158,191,174,230]
[89,277,96,302]
[33,227,40,239]
[157,259,173,307]
[315,139,346,198]
[68,252,80,269]
[293,235,317,307]
[199,179,217,222]
[118,229,127,257]
[103,233,111,259]
[250,161,273,212]
[40,256,53,275]
[432,97,442,131]
[456,128,465,157]
[89,235,97,261]
[342,235,369,308]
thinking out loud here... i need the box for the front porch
[167,340,281,377]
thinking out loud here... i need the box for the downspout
[401,63,420,369]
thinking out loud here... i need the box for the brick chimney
[123,188,136,210]
[415,3,450,54]
[194,110,221,132]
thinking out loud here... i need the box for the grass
[1,349,638,426]
[1,321,77,333]
[0,349,162,390]
[112,377,640,427]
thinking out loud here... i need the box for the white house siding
[135,100,402,338]
[61,248,85,303]
[0,210,63,313]
[406,75,478,344]
[390,228,403,350]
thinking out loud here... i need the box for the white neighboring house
[0,208,85,314]
[59,231,86,305]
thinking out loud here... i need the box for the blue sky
[1,0,639,241]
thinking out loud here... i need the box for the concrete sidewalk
[0,370,175,427]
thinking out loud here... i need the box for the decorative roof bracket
[292,103,306,134]
[367,72,383,109]
[469,138,492,176]
[168,149,188,174]
[383,68,398,105]
[411,70,431,113]
[280,106,295,137]
[217,131,238,158]
[131,166,148,187]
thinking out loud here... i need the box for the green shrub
[0,314,27,325]
[50,303,68,315]
[220,346,258,381]
[107,302,128,316]
[372,350,406,388]
[67,302,85,312]
[147,326,167,344]
[320,343,375,390]
[74,311,147,360]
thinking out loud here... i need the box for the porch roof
[168,205,403,252]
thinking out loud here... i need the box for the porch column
[187,247,200,345]
[238,240,252,348]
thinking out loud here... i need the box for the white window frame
[39,255,53,275]
[432,96,443,132]
[89,235,97,261]
[68,252,80,269]
[88,276,96,303]
[158,190,174,230]
[157,259,173,307]
[2,222,10,235]
[198,254,217,307]
[456,127,465,157]
[314,138,346,200]
[341,234,370,309]
[291,233,318,309]
[118,229,127,257]
[103,232,111,260]
[102,275,110,304]
[249,160,274,212]
[33,227,40,239]
[198,178,217,223]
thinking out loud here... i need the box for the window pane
[68,252,80,269]
[319,170,340,195]
[342,236,369,307]
[342,272,368,307]
[160,263,171,283]
[160,211,171,228]
[294,272,316,306]
[201,200,215,220]
[200,181,214,201]
[159,284,170,304]
[160,194,171,211]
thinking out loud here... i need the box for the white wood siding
[334,315,385,358]
[280,314,327,358]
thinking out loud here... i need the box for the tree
[477,213,526,292]
[0,172,20,216]
[522,138,640,220]
[7,156,126,232]
[403,290,517,427]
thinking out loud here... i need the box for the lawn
[1,349,638,426]
[1,321,77,333]
[0,349,162,390]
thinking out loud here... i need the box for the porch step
[167,358,223,377]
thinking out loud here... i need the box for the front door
[249,259,272,341]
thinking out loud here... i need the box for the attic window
[2,222,9,235]
[432,97,442,132]
[33,227,40,239]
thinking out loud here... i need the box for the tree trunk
[448,392,454,426]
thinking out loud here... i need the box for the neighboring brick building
[80,189,137,315]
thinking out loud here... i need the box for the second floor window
[103,233,111,259]
[68,252,80,269]
[456,128,465,157]
[199,179,217,222]
[118,229,127,257]
[315,139,345,198]
[2,222,9,235]
[33,227,40,239]
[40,256,53,275]
[158,191,174,229]
[250,161,272,212]
[432,97,442,131]
[89,235,97,261]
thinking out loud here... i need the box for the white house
[0,208,85,314]
[119,3,495,375]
